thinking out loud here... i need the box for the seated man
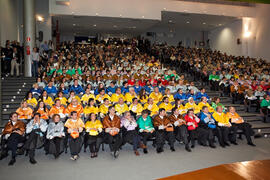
[102,106,122,158]
[196,88,210,101]
[48,99,66,120]
[174,88,187,102]
[46,114,65,159]
[153,108,175,153]
[69,79,85,95]
[169,108,191,152]
[129,98,143,117]
[143,98,159,117]
[64,111,84,160]
[260,94,270,122]
[213,106,237,146]
[149,87,163,104]
[67,91,81,104]
[158,96,173,113]
[137,110,155,154]
[198,97,214,113]
[44,81,58,97]
[115,97,129,117]
[65,98,84,118]
[95,88,111,104]
[111,87,125,104]
[25,113,48,164]
[16,100,33,123]
[106,81,118,95]
[121,111,145,156]
[124,87,137,104]
[226,107,255,146]
[81,88,95,106]
[0,112,25,165]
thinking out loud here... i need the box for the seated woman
[143,98,159,117]
[64,111,84,161]
[198,97,214,113]
[35,101,49,121]
[211,97,226,112]
[115,97,129,117]
[25,92,38,109]
[169,108,191,152]
[121,111,145,156]
[25,113,48,164]
[158,96,173,113]
[16,101,33,123]
[260,95,270,121]
[65,98,84,118]
[58,82,69,95]
[110,87,125,104]
[184,97,200,114]
[84,98,99,119]
[244,89,259,112]
[99,98,111,118]
[138,88,148,104]
[129,98,143,118]
[173,99,187,115]
[1,112,25,166]
[56,91,68,107]
[81,88,95,106]
[226,107,255,146]
[163,88,175,103]
[39,90,54,109]
[136,110,155,154]
[102,106,122,158]
[213,106,237,146]
[85,113,103,158]
[184,109,208,148]
[48,99,66,120]
[46,114,65,159]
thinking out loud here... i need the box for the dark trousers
[104,133,122,152]
[48,137,63,157]
[7,133,24,158]
[188,128,208,146]
[156,130,175,149]
[175,125,189,146]
[233,123,254,143]
[218,126,230,144]
[139,132,154,146]
[25,131,43,159]
[123,130,141,151]
[32,61,39,77]
[87,134,102,153]
[210,81,219,91]
[69,135,82,156]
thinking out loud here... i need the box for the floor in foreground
[0,138,270,180]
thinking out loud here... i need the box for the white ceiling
[53,11,238,36]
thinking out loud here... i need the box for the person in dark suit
[10,47,21,77]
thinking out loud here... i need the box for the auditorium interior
[0,0,270,179]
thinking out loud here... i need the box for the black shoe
[170,147,175,152]
[231,142,238,145]
[209,144,216,148]
[8,158,16,166]
[114,150,119,158]
[143,148,148,154]
[185,146,191,152]
[248,142,256,147]
[191,145,195,148]
[29,158,37,164]
[220,144,226,148]
[224,142,230,146]
[0,152,8,160]
[156,148,162,153]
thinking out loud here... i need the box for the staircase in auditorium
[0,75,270,138]
[0,76,36,127]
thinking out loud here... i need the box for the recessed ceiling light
[219,24,222,26]
[163,8,167,10]
[142,16,145,18]
[113,25,117,28]
[96,13,99,16]
[186,21,190,24]
[203,11,207,13]
[71,12,74,14]
[169,20,172,23]
[203,22,206,25]
[93,24,97,27]
[73,24,76,26]
[184,10,188,12]
[120,14,122,17]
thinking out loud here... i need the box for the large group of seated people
[0,39,261,166]
[159,45,270,121]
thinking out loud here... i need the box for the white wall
[49,0,255,19]
[0,0,20,46]
[209,20,244,56]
